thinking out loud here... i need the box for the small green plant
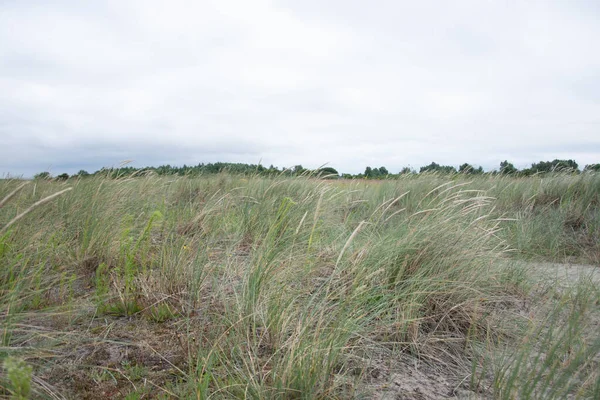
[95,263,139,316]
[123,392,142,400]
[121,360,148,381]
[104,210,164,316]
[94,262,110,300]
[90,367,116,384]
[100,298,142,316]
[3,356,33,400]
[0,232,10,259]
[147,302,176,323]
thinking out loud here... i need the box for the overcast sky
[1,0,599,177]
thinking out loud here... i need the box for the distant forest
[35,159,600,180]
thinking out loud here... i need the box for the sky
[1,0,599,177]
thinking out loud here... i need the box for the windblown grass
[0,173,598,399]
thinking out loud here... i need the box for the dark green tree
[459,163,483,174]
[584,163,600,172]
[34,171,51,180]
[420,162,456,174]
[459,163,473,174]
[520,159,578,175]
[292,165,306,175]
[499,160,517,175]
[317,167,339,178]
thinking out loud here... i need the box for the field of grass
[0,173,599,399]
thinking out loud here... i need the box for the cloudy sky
[1,0,599,176]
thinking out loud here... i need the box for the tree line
[33,159,600,180]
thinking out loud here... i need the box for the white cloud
[1,0,599,177]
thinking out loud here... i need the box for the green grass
[0,173,598,399]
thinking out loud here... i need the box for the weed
[2,356,32,400]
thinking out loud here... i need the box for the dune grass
[0,173,598,399]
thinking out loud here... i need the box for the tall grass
[0,173,598,398]
[493,280,600,399]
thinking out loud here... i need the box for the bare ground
[363,262,600,400]
[525,262,600,288]
[28,262,600,399]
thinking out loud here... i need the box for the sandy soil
[35,262,599,399]
[364,353,482,399]
[363,262,599,400]
[525,262,600,288]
